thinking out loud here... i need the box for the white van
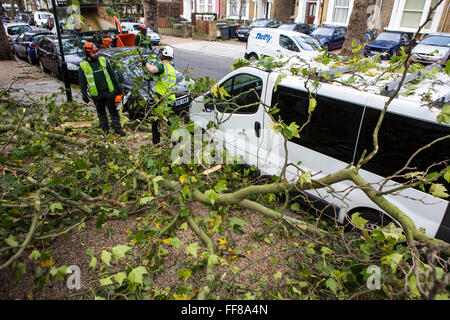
[189,59,450,242]
[34,12,53,28]
[244,28,322,62]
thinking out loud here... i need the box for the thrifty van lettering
[256,33,272,43]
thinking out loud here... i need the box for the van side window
[215,74,262,114]
[272,86,364,163]
[279,35,299,52]
[355,108,450,191]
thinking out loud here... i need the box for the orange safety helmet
[83,42,98,53]
[140,24,147,29]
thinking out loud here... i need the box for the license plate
[175,96,189,106]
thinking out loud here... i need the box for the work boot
[114,128,126,137]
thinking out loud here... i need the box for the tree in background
[9,0,16,19]
[340,0,376,56]
[142,0,158,33]
[0,19,14,60]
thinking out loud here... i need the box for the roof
[249,54,450,110]
[251,27,314,38]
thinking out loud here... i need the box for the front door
[305,2,316,25]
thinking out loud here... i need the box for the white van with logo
[189,59,450,243]
[34,11,53,28]
[244,28,322,62]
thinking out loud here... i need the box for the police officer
[134,24,152,50]
[145,46,177,143]
[78,42,126,136]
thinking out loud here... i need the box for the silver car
[411,33,450,66]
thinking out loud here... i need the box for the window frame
[388,0,446,33]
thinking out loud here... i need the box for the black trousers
[92,90,122,134]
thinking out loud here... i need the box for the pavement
[161,35,247,60]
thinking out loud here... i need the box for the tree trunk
[17,0,24,12]
[30,0,38,13]
[340,0,376,56]
[0,19,15,60]
[142,0,158,33]
[9,0,16,19]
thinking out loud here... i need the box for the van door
[204,68,270,168]
[278,34,300,58]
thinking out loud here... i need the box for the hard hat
[141,24,147,29]
[115,95,123,103]
[161,46,174,59]
[83,42,98,53]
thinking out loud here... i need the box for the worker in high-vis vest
[78,42,126,136]
[145,46,177,143]
[134,25,152,50]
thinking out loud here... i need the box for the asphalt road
[171,47,236,82]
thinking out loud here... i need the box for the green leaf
[168,237,183,248]
[99,276,113,286]
[204,189,219,205]
[381,252,403,273]
[444,60,450,75]
[89,256,97,270]
[436,105,450,124]
[178,268,192,281]
[5,235,19,247]
[207,254,220,265]
[28,249,41,261]
[114,272,126,286]
[430,183,449,198]
[128,266,148,285]
[179,222,188,231]
[85,248,95,257]
[326,278,337,293]
[274,271,283,280]
[112,245,131,261]
[101,250,112,266]
[320,246,333,256]
[185,242,201,258]
[214,180,228,193]
[444,168,450,184]
[50,202,63,213]
[308,97,317,114]
[139,196,155,205]
[351,212,368,229]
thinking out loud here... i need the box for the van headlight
[66,63,78,71]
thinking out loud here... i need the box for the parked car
[411,33,450,66]
[278,23,314,35]
[36,35,86,82]
[311,25,346,51]
[3,22,32,47]
[236,19,283,42]
[364,30,411,58]
[120,22,161,45]
[0,11,10,23]
[12,30,53,64]
[14,13,29,23]
[34,11,53,28]
[98,47,192,119]
[245,28,321,61]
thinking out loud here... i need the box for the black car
[278,23,314,35]
[36,35,86,83]
[98,47,192,119]
[12,30,52,64]
[236,19,283,41]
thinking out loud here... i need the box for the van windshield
[40,14,51,19]
[294,35,321,51]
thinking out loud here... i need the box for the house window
[400,0,425,28]
[332,0,350,24]
[198,0,214,12]
[228,0,247,18]
[394,0,442,31]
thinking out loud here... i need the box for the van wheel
[248,53,258,62]
[324,43,330,51]
[346,209,393,231]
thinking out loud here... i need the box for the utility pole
[50,0,72,102]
